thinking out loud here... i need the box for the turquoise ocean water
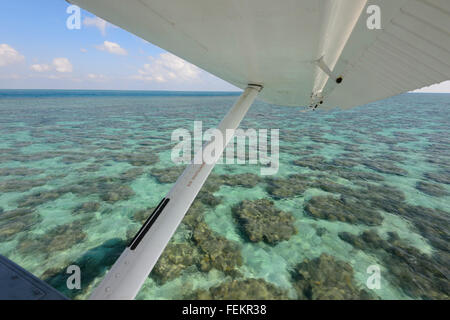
[0,90,448,300]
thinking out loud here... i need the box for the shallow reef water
[0,90,448,300]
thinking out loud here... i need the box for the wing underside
[69,0,450,109]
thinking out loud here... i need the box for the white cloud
[83,16,109,36]
[96,41,127,56]
[46,74,63,80]
[30,58,72,73]
[0,73,22,80]
[134,53,200,82]
[80,48,88,53]
[414,80,450,93]
[0,44,25,67]
[87,73,107,81]
[30,64,50,72]
[53,58,73,73]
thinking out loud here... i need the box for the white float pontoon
[66,0,450,300]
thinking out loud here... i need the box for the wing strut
[89,84,262,299]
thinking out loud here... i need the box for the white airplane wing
[66,0,450,299]
[69,0,449,109]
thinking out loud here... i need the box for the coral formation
[291,253,374,300]
[416,181,448,197]
[152,242,201,284]
[339,231,449,299]
[0,208,42,241]
[193,222,243,274]
[232,199,297,244]
[18,219,88,254]
[266,174,310,199]
[188,278,289,300]
[305,195,383,226]
[72,202,101,215]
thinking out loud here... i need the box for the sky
[0,0,449,92]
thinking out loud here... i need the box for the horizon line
[0,88,243,93]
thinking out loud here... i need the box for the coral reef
[181,200,206,229]
[339,231,449,299]
[221,173,261,188]
[150,166,185,184]
[424,171,450,185]
[197,191,222,207]
[132,206,156,224]
[291,253,374,300]
[192,222,243,274]
[0,167,44,176]
[305,195,383,226]
[152,242,201,284]
[384,205,449,254]
[111,153,159,166]
[18,190,63,208]
[331,158,360,168]
[0,208,42,241]
[416,181,449,197]
[1,91,448,301]
[100,185,135,203]
[311,179,359,196]
[293,156,327,171]
[18,219,88,254]
[362,159,408,176]
[188,278,289,300]
[266,174,310,199]
[337,170,385,182]
[119,167,145,181]
[0,178,47,193]
[17,170,143,209]
[72,202,101,215]
[232,199,297,244]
